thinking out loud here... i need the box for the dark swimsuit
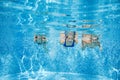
[63,32,76,47]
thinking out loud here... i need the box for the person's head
[41,36,46,43]
[34,35,38,42]
[65,33,74,46]
[34,35,46,44]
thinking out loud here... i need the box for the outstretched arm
[75,32,78,43]
[60,32,65,44]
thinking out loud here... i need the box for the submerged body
[60,31,78,47]
[34,35,47,44]
[82,34,102,50]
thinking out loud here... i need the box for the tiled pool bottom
[0,71,114,80]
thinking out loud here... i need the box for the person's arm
[60,33,65,44]
[34,35,37,42]
[75,32,78,43]
[98,42,102,50]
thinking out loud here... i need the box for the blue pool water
[0,0,120,80]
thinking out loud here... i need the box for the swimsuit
[63,32,76,47]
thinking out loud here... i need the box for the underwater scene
[0,0,120,80]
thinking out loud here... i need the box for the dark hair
[35,35,38,38]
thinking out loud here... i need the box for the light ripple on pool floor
[0,71,114,80]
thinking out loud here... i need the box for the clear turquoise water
[0,0,120,80]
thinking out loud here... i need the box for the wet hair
[35,36,38,38]
[42,37,46,39]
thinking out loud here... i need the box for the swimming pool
[0,0,120,80]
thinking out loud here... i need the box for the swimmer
[34,35,47,44]
[60,31,78,47]
[82,34,102,50]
